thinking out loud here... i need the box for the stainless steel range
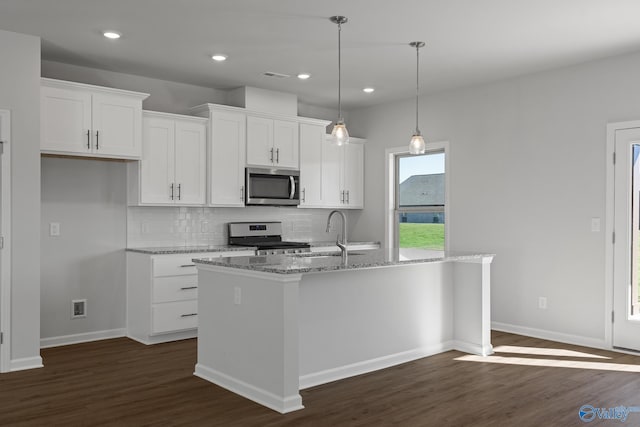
[228,222,311,256]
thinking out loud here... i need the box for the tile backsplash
[127,206,351,247]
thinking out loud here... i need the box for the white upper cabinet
[246,115,299,169]
[131,111,206,206]
[299,123,325,207]
[190,104,247,207]
[41,78,148,159]
[319,135,365,209]
[342,141,364,209]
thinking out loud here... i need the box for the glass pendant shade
[409,132,426,155]
[331,119,350,146]
[330,16,349,146]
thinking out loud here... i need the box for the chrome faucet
[326,210,347,260]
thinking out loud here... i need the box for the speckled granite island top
[126,245,256,255]
[193,248,494,274]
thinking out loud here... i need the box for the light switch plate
[591,217,601,232]
[49,222,60,236]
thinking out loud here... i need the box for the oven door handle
[289,175,296,199]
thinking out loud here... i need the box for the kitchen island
[193,249,494,413]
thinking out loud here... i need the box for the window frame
[384,141,450,251]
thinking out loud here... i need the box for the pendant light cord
[415,43,420,134]
[338,20,342,120]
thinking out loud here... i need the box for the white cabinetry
[128,111,206,206]
[301,134,365,209]
[127,250,254,344]
[191,104,246,207]
[41,78,148,159]
[299,121,330,207]
[247,115,299,169]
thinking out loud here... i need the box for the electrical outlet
[234,287,241,305]
[538,297,547,310]
[49,222,60,236]
[591,217,601,232]
[72,299,87,318]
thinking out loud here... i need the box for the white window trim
[384,141,450,250]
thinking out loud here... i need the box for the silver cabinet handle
[302,188,306,203]
[170,183,174,200]
[95,130,99,150]
[177,184,181,201]
[179,264,196,268]
[240,185,244,201]
[270,147,274,163]
[180,313,197,318]
[276,148,279,163]
[340,190,344,203]
[346,190,350,204]
[86,130,91,149]
[180,286,198,290]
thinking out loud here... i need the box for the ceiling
[2,0,640,110]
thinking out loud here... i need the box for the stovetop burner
[227,221,311,255]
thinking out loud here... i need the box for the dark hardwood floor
[1,331,640,426]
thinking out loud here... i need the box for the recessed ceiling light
[103,31,121,39]
[363,87,375,93]
[297,73,311,80]
[211,54,227,62]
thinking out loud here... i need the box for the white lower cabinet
[126,250,253,344]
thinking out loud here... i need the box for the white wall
[40,157,126,340]
[349,50,640,345]
[0,30,41,364]
[41,60,228,115]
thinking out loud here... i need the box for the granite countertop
[126,245,256,255]
[308,241,380,248]
[193,248,494,275]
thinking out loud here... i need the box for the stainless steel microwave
[245,168,300,206]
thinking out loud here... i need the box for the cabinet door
[210,110,246,206]
[140,116,175,204]
[299,123,324,207]
[322,136,343,207]
[92,92,142,158]
[342,142,364,208]
[174,120,206,205]
[41,85,92,154]
[273,120,299,169]
[246,116,274,167]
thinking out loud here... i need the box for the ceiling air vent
[263,71,290,79]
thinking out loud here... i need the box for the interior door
[613,126,640,351]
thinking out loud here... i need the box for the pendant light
[330,16,349,146]
[409,41,426,155]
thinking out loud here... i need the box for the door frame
[605,120,640,350]
[0,109,11,372]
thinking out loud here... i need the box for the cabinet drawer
[152,255,198,277]
[153,276,198,303]
[151,300,198,334]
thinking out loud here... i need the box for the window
[395,150,446,252]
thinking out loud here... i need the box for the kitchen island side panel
[298,262,454,385]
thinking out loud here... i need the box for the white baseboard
[299,341,456,390]
[454,340,494,356]
[10,356,43,372]
[127,329,197,346]
[492,322,607,350]
[40,328,126,349]
[194,363,304,414]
